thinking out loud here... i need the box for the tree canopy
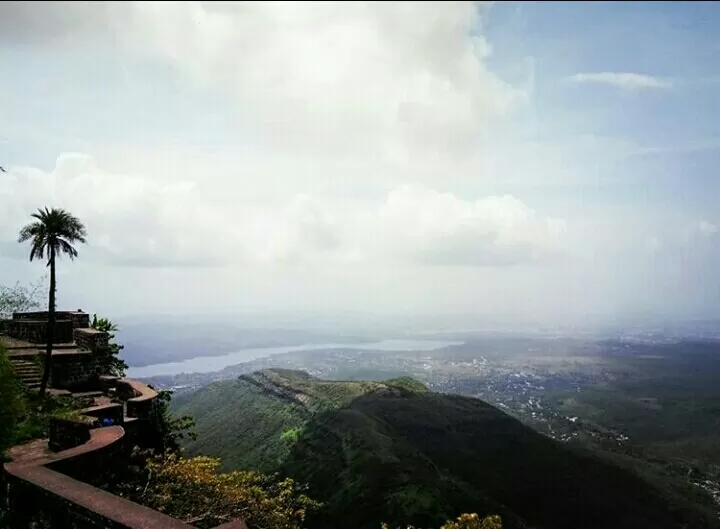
[18,207,87,264]
[0,279,44,319]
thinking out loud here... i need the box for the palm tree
[18,208,87,396]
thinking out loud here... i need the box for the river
[125,338,461,378]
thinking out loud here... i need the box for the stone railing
[2,389,249,528]
[119,379,159,420]
[48,416,95,452]
[2,427,194,529]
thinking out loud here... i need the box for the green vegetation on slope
[173,369,719,529]
[0,344,25,457]
[173,369,386,471]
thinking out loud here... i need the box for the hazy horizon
[2,2,720,326]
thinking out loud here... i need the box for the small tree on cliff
[0,278,46,319]
[90,314,128,377]
[18,207,87,396]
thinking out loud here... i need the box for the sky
[1,1,719,327]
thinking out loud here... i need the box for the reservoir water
[126,339,461,378]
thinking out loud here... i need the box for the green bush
[0,345,26,457]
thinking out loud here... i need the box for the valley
[132,333,720,526]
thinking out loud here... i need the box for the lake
[125,339,461,378]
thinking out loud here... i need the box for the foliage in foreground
[383,514,503,529]
[152,388,198,453]
[119,452,321,529]
[0,345,25,457]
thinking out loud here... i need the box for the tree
[382,514,503,529]
[18,207,87,396]
[90,314,128,377]
[123,453,321,529]
[151,388,197,453]
[0,278,46,319]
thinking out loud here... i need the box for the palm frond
[58,239,79,260]
[18,207,87,262]
[17,222,42,243]
[29,242,46,262]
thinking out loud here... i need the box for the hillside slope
[172,369,719,529]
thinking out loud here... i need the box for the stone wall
[119,380,158,420]
[2,424,249,529]
[51,351,110,391]
[5,319,75,344]
[12,310,89,327]
[48,417,93,452]
[2,427,194,529]
[69,311,91,330]
[75,328,110,352]
[5,311,91,344]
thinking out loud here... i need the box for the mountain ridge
[172,368,719,529]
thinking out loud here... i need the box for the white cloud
[369,185,566,266]
[1,154,233,267]
[0,3,565,270]
[2,2,719,321]
[645,236,663,253]
[567,72,672,90]
[1,155,565,269]
[1,1,526,165]
[697,220,718,237]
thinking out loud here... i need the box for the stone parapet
[48,416,94,452]
[5,319,74,344]
[5,310,92,344]
[50,350,109,390]
[2,425,249,529]
[75,327,110,352]
[120,379,159,420]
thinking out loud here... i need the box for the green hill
[172,369,719,529]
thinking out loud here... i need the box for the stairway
[10,358,43,390]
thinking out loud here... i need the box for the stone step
[11,362,39,368]
[71,391,104,399]
[47,389,72,398]
[14,374,40,380]
[14,368,41,374]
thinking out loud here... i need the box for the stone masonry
[6,310,89,344]
[2,310,111,391]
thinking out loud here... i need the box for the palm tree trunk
[38,247,56,396]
